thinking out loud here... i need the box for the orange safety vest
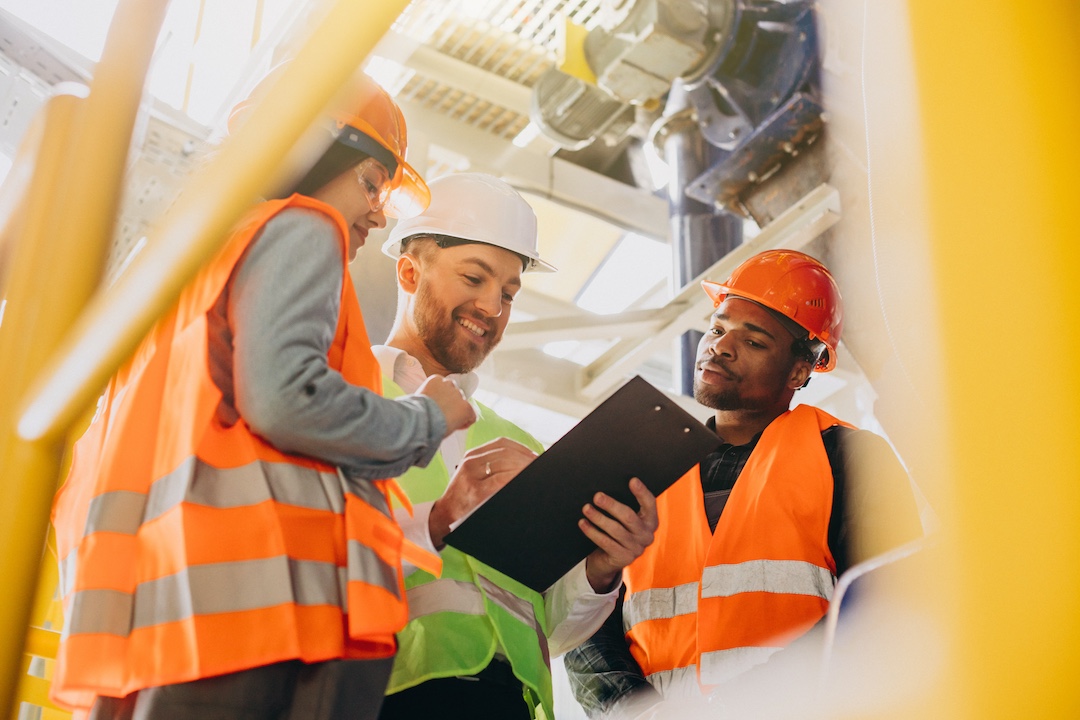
[50,194,439,711]
[623,405,852,696]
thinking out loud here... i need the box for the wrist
[585,555,620,593]
[428,500,452,549]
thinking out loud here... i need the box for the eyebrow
[712,312,777,340]
[462,257,522,289]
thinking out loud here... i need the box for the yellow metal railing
[0,0,173,710]
[0,0,411,714]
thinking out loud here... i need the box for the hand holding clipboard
[445,376,720,592]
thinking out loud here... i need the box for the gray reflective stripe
[291,559,348,608]
[701,560,834,600]
[476,575,549,666]
[82,458,348,541]
[405,575,549,665]
[644,665,699,698]
[134,556,345,629]
[699,646,780,685]
[338,469,391,514]
[622,581,699,628]
[64,556,348,638]
[143,457,195,522]
[59,549,77,599]
[347,539,400,599]
[85,490,147,535]
[406,578,486,620]
[476,576,538,629]
[64,588,133,637]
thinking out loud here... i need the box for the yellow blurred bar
[0,0,171,712]
[18,0,413,442]
[23,629,60,662]
[906,1,1080,717]
[11,675,68,715]
[0,89,81,720]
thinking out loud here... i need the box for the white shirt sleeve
[544,559,622,658]
[394,501,438,575]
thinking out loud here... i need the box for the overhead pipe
[659,79,742,396]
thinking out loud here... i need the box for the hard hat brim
[384,161,430,219]
[382,227,557,272]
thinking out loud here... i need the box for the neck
[711,403,790,446]
[384,323,451,377]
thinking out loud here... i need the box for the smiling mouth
[458,317,487,337]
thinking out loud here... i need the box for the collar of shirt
[370,345,480,399]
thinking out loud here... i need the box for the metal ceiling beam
[374,29,534,115]
[498,306,684,350]
[576,183,841,397]
[395,99,670,241]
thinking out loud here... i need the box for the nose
[701,331,735,360]
[369,208,387,229]
[474,284,504,318]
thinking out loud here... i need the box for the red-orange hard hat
[701,250,843,371]
[228,64,430,218]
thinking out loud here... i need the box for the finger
[590,491,643,531]
[578,518,632,563]
[628,478,659,525]
[582,502,636,548]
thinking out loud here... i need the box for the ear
[787,360,813,391]
[396,253,421,295]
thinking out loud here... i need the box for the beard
[692,362,749,411]
[693,381,746,411]
[413,281,498,373]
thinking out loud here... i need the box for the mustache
[697,357,738,380]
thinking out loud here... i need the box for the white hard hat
[383,172,556,272]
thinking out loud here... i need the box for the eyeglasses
[354,157,393,213]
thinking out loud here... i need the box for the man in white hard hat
[373,173,659,720]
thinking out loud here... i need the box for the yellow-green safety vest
[382,378,554,720]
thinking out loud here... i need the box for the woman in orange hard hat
[51,66,476,720]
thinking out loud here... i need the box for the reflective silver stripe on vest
[644,664,699,699]
[63,556,345,638]
[339,470,391,514]
[404,573,549,666]
[701,560,834,600]
[62,588,133,638]
[476,575,549,667]
[622,581,700,629]
[347,539,401,600]
[699,646,780,685]
[406,578,486,620]
[59,549,78,599]
[85,490,146,535]
[147,458,346,519]
[81,458,349,540]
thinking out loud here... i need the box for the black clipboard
[444,375,720,592]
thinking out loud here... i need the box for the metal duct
[661,80,742,396]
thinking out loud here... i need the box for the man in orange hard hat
[564,249,923,718]
[52,68,478,720]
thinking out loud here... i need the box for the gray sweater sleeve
[228,207,446,479]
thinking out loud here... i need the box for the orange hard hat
[701,250,843,371]
[228,64,430,218]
